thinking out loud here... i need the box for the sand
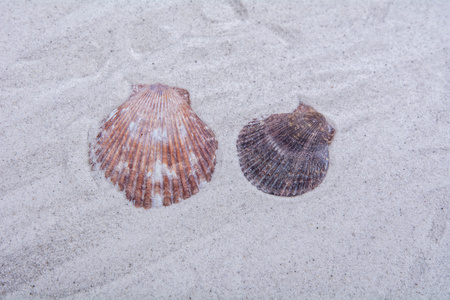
[1,0,449,299]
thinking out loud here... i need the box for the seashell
[236,102,335,196]
[89,83,218,208]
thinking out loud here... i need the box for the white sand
[1,1,449,298]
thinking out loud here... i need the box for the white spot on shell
[189,152,198,165]
[163,164,177,179]
[107,108,118,121]
[116,160,128,173]
[150,161,163,182]
[128,121,138,133]
[152,192,163,207]
[147,160,177,182]
[151,127,168,141]
[178,125,187,138]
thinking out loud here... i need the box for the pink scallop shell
[90,84,218,208]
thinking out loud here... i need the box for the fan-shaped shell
[90,84,218,208]
[236,103,335,196]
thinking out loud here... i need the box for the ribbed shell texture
[236,103,335,196]
[90,84,218,208]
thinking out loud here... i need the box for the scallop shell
[236,102,335,196]
[89,84,218,208]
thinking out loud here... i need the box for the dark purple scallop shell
[236,102,335,196]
